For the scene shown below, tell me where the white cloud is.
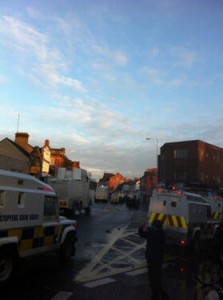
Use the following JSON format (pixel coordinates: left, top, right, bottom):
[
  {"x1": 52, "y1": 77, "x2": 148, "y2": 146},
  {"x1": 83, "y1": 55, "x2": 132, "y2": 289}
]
[
  {"x1": 167, "y1": 78, "x2": 184, "y2": 88},
  {"x1": 141, "y1": 66, "x2": 166, "y2": 85},
  {"x1": 0, "y1": 15, "x2": 86, "y2": 93},
  {"x1": 0, "y1": 16, "x2": 48, "y2": 60},
  {"x1": 93, "y1": 45, "x2": 128, "y2": 66},
  {"x1": 169, "y1": 47, "x2": 197, "y2": 69},
  {"x1": 113, "y1": 51, "x2": 128, "y2": 65},
  {"x1": 60, "y1": 76, "x2": 86, "y2": 92},
  {"x1": 26, "y1": 7, "x2": 45, "y2": 20},
  {"x1": 0, "y1": 74, "x2": 8, "y2": 84},
  {"x1": 149, "y1": 47, "x2": 160, "y2": 57}
]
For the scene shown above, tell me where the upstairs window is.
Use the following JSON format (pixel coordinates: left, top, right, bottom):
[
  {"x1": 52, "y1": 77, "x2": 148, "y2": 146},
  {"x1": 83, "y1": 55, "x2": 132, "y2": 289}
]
[{"x1": 174, "y1": 148, "x2": 189, "y2": 159}]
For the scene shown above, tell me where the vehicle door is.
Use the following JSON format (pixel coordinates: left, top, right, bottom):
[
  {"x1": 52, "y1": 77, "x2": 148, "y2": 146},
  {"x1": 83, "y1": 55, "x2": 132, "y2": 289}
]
[{"x1": 42, "y1": 195, "x2": 61, "y2": 251}]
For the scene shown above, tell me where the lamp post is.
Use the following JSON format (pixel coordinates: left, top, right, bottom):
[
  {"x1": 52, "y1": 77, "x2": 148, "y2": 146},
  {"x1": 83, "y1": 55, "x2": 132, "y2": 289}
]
[{"x1": 146, "y1": 137, "x2": 159, "y2": 168}]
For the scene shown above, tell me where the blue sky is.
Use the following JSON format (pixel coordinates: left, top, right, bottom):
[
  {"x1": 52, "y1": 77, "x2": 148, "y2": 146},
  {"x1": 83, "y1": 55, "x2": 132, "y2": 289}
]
[{"x1": 0, "y1": 0, "x2": 223, "y2": 180}]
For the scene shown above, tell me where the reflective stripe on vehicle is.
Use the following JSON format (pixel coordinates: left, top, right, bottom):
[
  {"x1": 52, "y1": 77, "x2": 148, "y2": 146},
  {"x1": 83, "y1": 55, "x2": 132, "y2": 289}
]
[
  {"x1": 148, "y1": 212, "x2": 187, "y2": 229},
  {"x1": 0, "y1": 224, "x2": 70, "y2": 251}
]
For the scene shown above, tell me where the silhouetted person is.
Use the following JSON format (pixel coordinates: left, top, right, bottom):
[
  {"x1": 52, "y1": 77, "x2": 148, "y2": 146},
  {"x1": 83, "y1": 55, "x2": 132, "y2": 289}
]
[{"x1": 138, "y1": 220, "x2": 169, "y2": 300}]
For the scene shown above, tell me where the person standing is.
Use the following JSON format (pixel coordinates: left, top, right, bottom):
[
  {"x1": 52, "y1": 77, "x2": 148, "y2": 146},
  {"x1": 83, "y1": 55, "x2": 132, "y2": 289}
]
[{"x1": 138, "y1": 219, "x2": 169, "y2": 300}]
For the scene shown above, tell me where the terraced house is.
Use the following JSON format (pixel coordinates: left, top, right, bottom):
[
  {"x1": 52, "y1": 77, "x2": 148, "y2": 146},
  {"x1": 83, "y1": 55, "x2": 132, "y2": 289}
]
[{"x1": 0, "y1": 132, "x2": 78, "y2": 178}]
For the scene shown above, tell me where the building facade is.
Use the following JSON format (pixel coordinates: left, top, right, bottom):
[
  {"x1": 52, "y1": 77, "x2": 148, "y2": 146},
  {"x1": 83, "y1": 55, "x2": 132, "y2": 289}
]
[
  {"x1": 109, "y1": 173, "x2": 126, "y2": 191},
  {"x1": 159, "y1": 140, "x2": 223, "y2": 187},
  {"x1": 0, "y1": 138, "x2": 31, "y2": 173},
  {"x1": 140, "y1": 168, "x2": 157, "y2": 201},
  {"x1": 0, "y1": 132, "x2": 79, "y2": 177}
]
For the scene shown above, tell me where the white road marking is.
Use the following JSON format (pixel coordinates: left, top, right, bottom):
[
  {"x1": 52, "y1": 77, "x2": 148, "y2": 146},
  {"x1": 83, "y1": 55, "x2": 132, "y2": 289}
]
[
  {"x1": 74, "y1": 226, "x2": 127, "y2": 282},
  {"x1": 83, "y1": 277, "x2": 116, "y2": 288},
  {"x1": 126, "y1": 267, "x2": 148, "y2": 276},
  {"x1": 51, "y1": 291, "x2": 73, "y2": 300},
  {"x1": 73, "y1": 225, "x2": 146, "y2": 283},
  {"x1": 74, "y1": 225, "x2": 147, "y2": 283}
]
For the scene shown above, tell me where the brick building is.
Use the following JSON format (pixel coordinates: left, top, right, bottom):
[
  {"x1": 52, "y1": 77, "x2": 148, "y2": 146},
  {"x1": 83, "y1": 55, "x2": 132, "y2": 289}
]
[
  {"x1": 140, "y1": 168, "x2": 157, "y2": 200},
  {"x1": 159, "y1": 140, "x2": 223, "y2": 187},
  {"x1": 99, "y1": 172, "x2": 126, "y2": 192},
  {"x1": 109, "y1": 173, "x2": 126, "y2": 191}
]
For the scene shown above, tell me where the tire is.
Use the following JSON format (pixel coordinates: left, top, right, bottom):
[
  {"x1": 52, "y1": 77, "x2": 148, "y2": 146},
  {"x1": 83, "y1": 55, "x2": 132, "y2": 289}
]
[
  {"x1": 136, "y1": 199, "x2": 139, "y2": 209},
  {"x1": 72, "y1": 203, "x2": 77, "y2": 217},
  {"x1": 0, "y1": 251, "x2": 15, "y2": 285},
  {"x1": 193, "y1": 284, "x2": 223, "y2": 300},
  {"x1": 191, "y1": 232, "x2": 201, "y2": 255},
  {"x1": 195, "y1": 255, "x2": 221, "y2": 285},
  {"x1": 72, "y1": 202, "x2": 82, "y2": 217},
  {"x1": 85, "y1": 205, "x2": 91, "y2": 216},
  {"x1": 60, "y1": 232, "x2": 76, "y2": 262}
]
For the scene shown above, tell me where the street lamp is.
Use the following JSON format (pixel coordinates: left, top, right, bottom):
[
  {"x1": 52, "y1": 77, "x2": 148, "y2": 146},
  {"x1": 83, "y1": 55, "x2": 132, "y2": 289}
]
[
  {"x1": 146, "y1": 137, "x2": 159, "y2": 168},
  {"x1": 146, "y1": 137, "x2": 159, "y2": 156}
]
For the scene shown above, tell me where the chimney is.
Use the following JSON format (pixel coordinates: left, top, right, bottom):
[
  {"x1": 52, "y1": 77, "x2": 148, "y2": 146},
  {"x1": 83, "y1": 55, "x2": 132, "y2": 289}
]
[
  {"x1": 15, "y1": 132, "x2": 29, "y2": 148},
  {"x1": 44, "y1": 139, "x2": 50, "y2": 147},
  {"x1": 72, "y1": 161, "x2": 80, "y2": 168}
]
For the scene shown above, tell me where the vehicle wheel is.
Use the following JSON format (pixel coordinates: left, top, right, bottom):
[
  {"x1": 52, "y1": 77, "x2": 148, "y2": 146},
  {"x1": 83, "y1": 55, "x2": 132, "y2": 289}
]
[
  {"x1": 193, "y1": 285, "x2": 222, "y2": 300},
  {"x1": 72, "y1": 202, "x2": 82, "y2": 217},
  {"x1": 0, "y1": 251, "x2": 15, "y2": 284},
  {"x1": 60, "y1": 232, "x2": 76, "y2": 262},
  {"x1": 195, "y1": 254, "x2": 221, "y2": 285},
  {"x1": 192, "y1": 232, "x2": 201, "y2": 255},
  {"x1": 72, "y1": 203, "x2": 76, "y2": 217},
  {"x1": 85, "y1": 205, "x2": 91, "y2": 216}
]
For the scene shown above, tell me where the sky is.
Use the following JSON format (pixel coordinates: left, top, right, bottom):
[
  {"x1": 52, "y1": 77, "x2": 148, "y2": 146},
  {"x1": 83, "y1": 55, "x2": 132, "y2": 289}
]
[{"x1": 0, "y1": 0, "x2": 223, "y2": 181}]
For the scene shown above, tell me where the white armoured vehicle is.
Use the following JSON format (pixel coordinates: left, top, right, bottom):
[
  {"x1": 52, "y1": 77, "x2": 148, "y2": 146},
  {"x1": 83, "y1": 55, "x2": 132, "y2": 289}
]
[
  {"x1": 0, "y1": 169, "x2": 77, "y2": 284},
  {"x1": 148, "y1": 187, "x2": 220, "y2": 250},
  {"x1": 48, "y1": 168, "x2": 94, "y2": 216}
]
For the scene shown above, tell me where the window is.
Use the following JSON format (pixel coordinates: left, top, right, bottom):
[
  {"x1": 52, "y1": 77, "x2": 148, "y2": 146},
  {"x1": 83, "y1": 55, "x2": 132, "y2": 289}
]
[
  {"x1": 171, "y1": 201, "x2": 176, "y2": 207},
  {"x1": 174, "y1": 171, "x2": 188, "y2": 180},
  {"x1": 90, "y1": 180, "x2": 97, "y2": 190},
  {"x1": 187, "y1": 195, "x2": 207, "y2": 203},
  {"x1": 0, "y1": 191, "x2": 5, "y2": 208},
  {"x1": 200, "y1": 172, "x2": 204, "y2": 181},
  {"x1": 18, "y1": 192, "x2": 25, "y2": 208},
  {"x1": 44, "y1": 197, "x2": 58, "y2": 217},
  {"x1": 207, "y1": 206, "x2": 212, "y2": 219},
  {"x1": 174, "y1": 148, "x2": 189, "y2": 159}
]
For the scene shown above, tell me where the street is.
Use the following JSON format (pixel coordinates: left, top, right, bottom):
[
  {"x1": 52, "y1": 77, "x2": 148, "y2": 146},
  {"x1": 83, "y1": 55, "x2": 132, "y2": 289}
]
[{"x1": 1, "y1": 202, "x2": 198, "y2": 300}]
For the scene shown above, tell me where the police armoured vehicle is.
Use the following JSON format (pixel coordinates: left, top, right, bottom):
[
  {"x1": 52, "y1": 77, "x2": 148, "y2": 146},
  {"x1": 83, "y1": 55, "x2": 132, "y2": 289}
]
[
  {"x1": 0, "y1": 169, "x2": 77, "y2": 284},
  {"x1": 148, "y1": 186, "x2": 220, "y2": 250}
]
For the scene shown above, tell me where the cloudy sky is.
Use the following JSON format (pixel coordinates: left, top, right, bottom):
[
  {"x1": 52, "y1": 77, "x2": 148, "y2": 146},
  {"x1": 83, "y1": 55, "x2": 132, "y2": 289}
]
[{"x1": 0, "y1": 0, "x2": 222, "y2": 180}]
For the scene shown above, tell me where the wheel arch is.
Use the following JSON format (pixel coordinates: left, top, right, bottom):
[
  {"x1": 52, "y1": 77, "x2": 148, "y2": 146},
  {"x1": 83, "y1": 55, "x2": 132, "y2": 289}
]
[
  {"x1": 0, "y1": 239, "x2": 19, "y2": 258},
  {"x1": 60, "y1": 227, "x2": 76, "y2": 245}
]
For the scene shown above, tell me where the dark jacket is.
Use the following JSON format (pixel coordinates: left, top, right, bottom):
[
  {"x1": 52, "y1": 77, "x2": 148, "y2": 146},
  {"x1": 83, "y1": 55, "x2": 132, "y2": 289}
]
[{"x1": 138, "y1": 221, "x2": 165, "y2": 264}]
